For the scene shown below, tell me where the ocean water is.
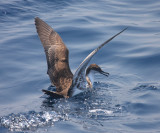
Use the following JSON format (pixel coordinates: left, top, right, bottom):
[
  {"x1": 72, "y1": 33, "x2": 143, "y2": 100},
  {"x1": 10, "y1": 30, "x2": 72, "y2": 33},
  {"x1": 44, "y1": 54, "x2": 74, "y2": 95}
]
[{"x1": 0, "y1": 0, "x2": 160, "y2": 132}]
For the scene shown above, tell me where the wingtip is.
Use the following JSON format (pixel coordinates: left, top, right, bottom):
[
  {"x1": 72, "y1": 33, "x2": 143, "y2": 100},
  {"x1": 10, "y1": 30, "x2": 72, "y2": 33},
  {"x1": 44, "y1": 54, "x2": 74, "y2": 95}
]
[
  {"x1": 123, "y1": 26, "x2": 129, "y2": 32},
  {"x1": 119, "y1": 27, "x2": 128, "y2": 34},
  {"x1": 35, "y1": 17, "x2": 40, "y2": 20},
  {"x1": 34, "y1": 17, "x2": 41, "y2": 25},
  {"x1": 34, "y1": 17, "x2": 45, "y2": 26},
  {"x1": 34, "y1": 17, "x2": 38, "y2": 26}
]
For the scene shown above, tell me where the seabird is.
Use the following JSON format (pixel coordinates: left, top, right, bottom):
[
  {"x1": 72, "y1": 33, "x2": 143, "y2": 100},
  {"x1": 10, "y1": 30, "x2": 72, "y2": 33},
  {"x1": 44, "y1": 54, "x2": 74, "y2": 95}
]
[{"x1": 35, "y1": 17, "x2": 127, "y2": 98}]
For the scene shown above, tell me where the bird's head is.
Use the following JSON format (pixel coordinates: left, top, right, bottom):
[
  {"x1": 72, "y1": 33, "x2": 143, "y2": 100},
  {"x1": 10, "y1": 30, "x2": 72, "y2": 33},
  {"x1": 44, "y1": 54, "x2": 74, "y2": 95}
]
[
  {"x1": 86, "y1": 64, "x2": 109, "y2": 76},
  {"x1": 86, "y1": 64, "x2": 109, "y2": 88}
]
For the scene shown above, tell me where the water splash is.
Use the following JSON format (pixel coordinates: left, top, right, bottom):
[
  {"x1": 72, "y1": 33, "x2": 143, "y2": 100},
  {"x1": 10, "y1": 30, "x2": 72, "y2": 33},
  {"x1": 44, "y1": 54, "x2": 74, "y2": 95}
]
[
  {"x1": 0, "y1": 81, "x2": 126, "y2": 132},
  {"x1": 89, "y1": 109, "x2": 113, "y2": 115},
  {"x1": 0, "y1": 110, "x2": 67, "y2": 132}
]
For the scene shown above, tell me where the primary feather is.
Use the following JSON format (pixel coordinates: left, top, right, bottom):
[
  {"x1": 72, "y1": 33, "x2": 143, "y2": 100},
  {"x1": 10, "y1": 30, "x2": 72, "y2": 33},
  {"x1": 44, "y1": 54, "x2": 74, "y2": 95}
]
[{"x1": 35, "y1": 17, "x2": 73, "y2": 96}]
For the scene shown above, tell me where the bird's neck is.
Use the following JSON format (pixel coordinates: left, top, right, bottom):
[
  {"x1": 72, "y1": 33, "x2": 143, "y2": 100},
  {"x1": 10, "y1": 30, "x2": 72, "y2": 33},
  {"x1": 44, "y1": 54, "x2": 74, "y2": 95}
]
[{"x1": 86, "y1": 71, "x2": 95, "y2": 88}]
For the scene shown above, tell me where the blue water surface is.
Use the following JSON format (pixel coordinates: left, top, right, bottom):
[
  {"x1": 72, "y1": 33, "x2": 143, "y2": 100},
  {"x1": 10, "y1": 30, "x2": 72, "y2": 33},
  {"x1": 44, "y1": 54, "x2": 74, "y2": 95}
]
[{"x1": 0, "y1": 0, "x2": 160, "y2": 132}]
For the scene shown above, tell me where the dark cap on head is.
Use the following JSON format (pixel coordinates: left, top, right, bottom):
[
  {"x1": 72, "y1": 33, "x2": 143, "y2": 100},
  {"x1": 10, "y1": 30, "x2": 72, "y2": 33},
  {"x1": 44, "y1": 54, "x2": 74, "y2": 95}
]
[{"x1": 86, "y1": 64, "x2": 109, "y2": 76}]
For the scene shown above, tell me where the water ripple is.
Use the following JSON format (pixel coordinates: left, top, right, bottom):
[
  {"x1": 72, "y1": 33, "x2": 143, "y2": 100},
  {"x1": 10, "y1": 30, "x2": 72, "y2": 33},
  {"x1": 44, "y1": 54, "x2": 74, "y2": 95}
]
[{"x1": 1, "y1": 0, "x2": 160, "y2": 132}]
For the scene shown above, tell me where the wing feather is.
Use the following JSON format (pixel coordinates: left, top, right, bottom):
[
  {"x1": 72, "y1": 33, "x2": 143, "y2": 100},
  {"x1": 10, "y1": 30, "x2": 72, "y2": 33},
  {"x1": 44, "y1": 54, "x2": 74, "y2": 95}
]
[
  {"x1": 35, "y1": 17, "x2": 73, "y2": 93},
  {"x1": 72, "y1": 27, "x2": 128, "y2": 90}
]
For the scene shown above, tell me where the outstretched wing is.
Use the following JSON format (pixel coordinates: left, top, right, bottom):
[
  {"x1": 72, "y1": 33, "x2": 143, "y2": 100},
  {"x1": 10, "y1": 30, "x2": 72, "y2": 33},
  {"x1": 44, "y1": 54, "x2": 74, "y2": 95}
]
[
  {"x1": 72, "y1": 28, "x2": 128, "y2": 90},
  {"x1": 35, "y1": 17, "x2": 73, "y2": 93}
]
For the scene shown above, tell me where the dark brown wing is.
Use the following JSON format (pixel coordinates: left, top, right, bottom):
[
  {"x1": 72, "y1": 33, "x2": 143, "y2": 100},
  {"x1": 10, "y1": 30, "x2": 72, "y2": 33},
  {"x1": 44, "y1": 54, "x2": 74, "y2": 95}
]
[{"x1": 35, "y1": 17, "x2": 73, "y2": 94}]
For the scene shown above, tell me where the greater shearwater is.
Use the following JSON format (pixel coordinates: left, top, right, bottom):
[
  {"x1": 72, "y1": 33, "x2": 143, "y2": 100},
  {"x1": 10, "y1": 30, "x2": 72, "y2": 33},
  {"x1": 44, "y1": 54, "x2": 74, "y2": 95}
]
[{"x1": 35, "y1": 17, "x2": 127, "y2": 98}]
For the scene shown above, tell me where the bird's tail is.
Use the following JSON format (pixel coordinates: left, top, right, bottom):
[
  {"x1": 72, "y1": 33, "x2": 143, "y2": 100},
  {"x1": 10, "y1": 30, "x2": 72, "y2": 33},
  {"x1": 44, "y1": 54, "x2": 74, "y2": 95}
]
[{"x1": 42, "y1": 89, "x2": 64, "y2": 99}]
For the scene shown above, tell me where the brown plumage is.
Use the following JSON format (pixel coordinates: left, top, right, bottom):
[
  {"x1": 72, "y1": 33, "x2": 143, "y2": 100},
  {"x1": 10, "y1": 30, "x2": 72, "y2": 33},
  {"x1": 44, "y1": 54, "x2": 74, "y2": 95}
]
[
  {"x1": 35, "y1": 17, "x2": 127, "y2": 98},
  {"x1": 35, "y1": 17, "x2": 73, "y2": 98}
]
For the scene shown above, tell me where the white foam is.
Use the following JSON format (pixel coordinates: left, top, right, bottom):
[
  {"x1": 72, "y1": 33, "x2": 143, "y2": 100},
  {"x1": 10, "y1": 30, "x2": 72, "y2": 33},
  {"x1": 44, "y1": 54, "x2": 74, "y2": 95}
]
[
  {"x1": 89, "y1": 109, "x2": 113, "y2": 115},
  {"x1": 0, "y1": 111, "x2": 62, "y2": 132}
]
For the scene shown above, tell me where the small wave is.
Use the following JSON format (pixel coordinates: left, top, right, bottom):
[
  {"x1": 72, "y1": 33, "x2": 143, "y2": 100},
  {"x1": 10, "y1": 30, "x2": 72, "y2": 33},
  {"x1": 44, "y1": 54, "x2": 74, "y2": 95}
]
[
  {"x1": 125, "y1": 102, "x2": 160, "y2": 115},
  {"x1": 132, "y1": 83, "x2": 160, "y2": 92}
]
